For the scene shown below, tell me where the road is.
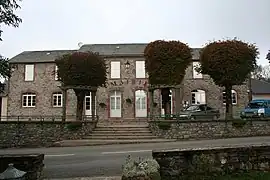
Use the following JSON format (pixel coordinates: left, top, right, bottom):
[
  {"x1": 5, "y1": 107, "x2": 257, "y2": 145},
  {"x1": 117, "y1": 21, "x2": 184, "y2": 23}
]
[{"x1": 1, "y1": 136, "x2": 270, "y2": 178}]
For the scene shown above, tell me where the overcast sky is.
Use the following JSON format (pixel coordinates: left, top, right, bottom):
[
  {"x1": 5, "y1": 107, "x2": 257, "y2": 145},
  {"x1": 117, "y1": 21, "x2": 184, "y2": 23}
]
[{"x1": 0, "y1": 0, "x2": 269, "y2": 65}]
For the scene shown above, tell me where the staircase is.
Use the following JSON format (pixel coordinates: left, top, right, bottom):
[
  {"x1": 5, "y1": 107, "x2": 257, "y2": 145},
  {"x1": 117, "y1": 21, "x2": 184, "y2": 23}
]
[{"x1": 54, "y1": 119, "x2": 176, "y2": 147}]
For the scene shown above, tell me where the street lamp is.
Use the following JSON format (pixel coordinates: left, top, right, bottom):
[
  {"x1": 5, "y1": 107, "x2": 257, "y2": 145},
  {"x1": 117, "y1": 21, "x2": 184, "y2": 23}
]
[{"x1": 125, "y1": 61, "x2": 130, "y2": 69}]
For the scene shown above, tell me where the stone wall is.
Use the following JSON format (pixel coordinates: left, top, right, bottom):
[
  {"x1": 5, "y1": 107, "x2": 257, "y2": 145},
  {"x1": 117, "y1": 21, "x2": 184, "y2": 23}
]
[
  {"x1": 152, "y1": 144, "x2": 270, "y2": 180},
  {"x1": 0, "y1": 154, "x2": 44, "y2": 180},
  {"x1": 149, "y1": 119, "x2": 270, "y2": 140},
  {"x1": 0, "y1": 121, "x2": 97, "y2": 148}
]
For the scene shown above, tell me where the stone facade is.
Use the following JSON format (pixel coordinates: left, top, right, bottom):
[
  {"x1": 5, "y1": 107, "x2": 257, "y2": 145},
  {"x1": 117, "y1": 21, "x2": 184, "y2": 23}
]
[
  {"x1": 7, "y1": 44, "x2": 250, "y2": 120},
  {"x1": 149, "y1": 119, "x2": 270, "y2": 140},
  {"x1": 152, "y1": 144, "x2": 270, "y2": 180},
  {"x1": 0, "y1": 121, "x2": 96, "y2": 148}
]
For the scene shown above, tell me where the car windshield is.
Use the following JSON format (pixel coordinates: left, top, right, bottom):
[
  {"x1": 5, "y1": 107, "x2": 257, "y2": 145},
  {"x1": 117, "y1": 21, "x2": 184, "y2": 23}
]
[
  {"x1": 247, "y1": 102, "x2": 266, "y2": 109},
  {"x1": 185, "y1": 105, "x2": 199, "y2": 111}
]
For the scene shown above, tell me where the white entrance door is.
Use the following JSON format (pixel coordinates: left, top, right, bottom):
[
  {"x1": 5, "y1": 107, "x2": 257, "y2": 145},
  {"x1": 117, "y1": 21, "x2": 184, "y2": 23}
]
[
  {"x1": 161, "y1": 90, "x2": 173, "y2": 116},
  {"x1": 110, "y1": 91, "x2": 121, "y2": 117},
  {"x1": 85, "y1": 92, "x2": 96, "y2": 116},
  {"x1": 135, "y1": 90, "x2": 147, "y2": 117}
]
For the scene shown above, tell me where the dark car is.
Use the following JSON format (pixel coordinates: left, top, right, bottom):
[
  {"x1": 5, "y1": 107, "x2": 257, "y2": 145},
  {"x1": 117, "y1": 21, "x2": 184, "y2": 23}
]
[{"x1": 178, "y1": 104, "x2": 220, "y2": 120}]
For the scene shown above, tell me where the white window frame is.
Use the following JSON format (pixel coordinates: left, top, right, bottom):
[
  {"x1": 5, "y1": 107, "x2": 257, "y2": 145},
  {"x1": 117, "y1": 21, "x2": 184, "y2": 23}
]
[
  {"x1": 22, "y1": 93, "x2": 36, "y2": 107},
  {"x1": 52, "y1": 92, "x2": 62, "y2": 107},
  {"x1": 55, "y1": 65, "x2": 59, "y2": 80},
  {"x1": 191, "y1": 90, "x2": 206, "y2": 104},
  {"x1": 223, "y1": 90, "x2": 237, "y2": 105},
  {"x1": 25, "y1": 64, "x2": 34, "y2": 81},
  {"x1": 136, "y1": 61, "x2": 146, "y2": 78},
  {"x1": 192, "y1": 62, "x2": 203, "y2": 79},
  {"x1": 110, "y1": 61, "x2": 120, "y2": 79}
]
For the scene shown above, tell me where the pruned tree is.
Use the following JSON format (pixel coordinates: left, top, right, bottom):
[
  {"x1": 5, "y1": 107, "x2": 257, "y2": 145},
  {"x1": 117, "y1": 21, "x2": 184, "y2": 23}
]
[
  {"x1": 55, "y1": 52, "x2": 107, "y2": 121},
  {"x1": 144, "y1": 40, "x2": 192, "y2": 118},
  {"x1": 0, "y1": 0, "x2": 22, "y2": 85},
  {"x1": 198, "y1": 39, "x2": 259, "y2": 120}
]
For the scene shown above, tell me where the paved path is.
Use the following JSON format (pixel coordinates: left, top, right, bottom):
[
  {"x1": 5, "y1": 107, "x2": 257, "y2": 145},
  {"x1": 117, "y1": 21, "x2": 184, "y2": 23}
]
[{"x1": 1, "y1": 136, "x2": 270, "y2": 178}]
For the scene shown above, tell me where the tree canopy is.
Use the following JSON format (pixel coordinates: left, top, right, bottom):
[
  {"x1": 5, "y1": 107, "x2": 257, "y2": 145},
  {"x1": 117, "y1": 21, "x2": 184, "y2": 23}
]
[
  {"x1": 55, "y1": 51, "x2": 107, "y2": 87},
  {"x1": 55, "y1": 51, "x2": 107, "y2": 121},
  {"x1": 144, "y1": 40, "x2": 192, "y2": 118},
  {"x1": 199, "y1": 39, "x2": 259, "y2": 119},
  {"x1": 0, "y1": 0, "x2": 22, "y2": 41},
  {"x1": 267, "y1": 50, "x2": 270, "y2": 61},
  {"x1": 144, "y1": 40, "x2": 192, "y2": 86},
  {"x1": 0, "y1": 0, "x2": 22, "y2": 87},
  {"x1": 252, "y1": 64, "x2": 270, "y2": 82}
]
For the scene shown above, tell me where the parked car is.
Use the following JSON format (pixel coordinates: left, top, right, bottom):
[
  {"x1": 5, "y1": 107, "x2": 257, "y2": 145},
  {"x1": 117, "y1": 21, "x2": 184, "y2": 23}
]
[
  {"x1": 240, "y1": 99, "x2": 270, "y2": 119},
  {"x1": 178, "y1": 104, "x2": 220, "y2": 120}
]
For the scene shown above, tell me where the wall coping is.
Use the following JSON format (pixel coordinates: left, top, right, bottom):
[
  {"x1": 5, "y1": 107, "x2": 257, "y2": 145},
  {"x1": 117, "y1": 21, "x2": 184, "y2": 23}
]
[
  {"x1": 0, "y1": 121, "x2": 98, "y2": 124},
  {"x1": 152, "y1": 143, "x2": 270, "y2": 153},
  {"x1": 0, "y1": 154, "x2": 44, "y2": 158},
  {"x1": 148, "y1": 119, "x2": 270, "y2": 123}
]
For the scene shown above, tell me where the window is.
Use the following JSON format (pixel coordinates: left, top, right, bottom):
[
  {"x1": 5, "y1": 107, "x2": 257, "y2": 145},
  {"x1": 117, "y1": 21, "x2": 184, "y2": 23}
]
[
  {"x1": 223, "y1": 90, "x2": 237, "y2": 105},
  {"x1": 52, "y1": 92, "x2": 62, "y2": 107},
  {"x1": 192, "y1": 62, "x2": 202, "y2": 78},
  {"x1": 191, "y1": 90, "x2": 206, "y2": 104},
  {"x1": 25, "y1": 64, "x2": 34, "y2": 81},
  {"x1": 110, "y1": 61, "x2": 120, "y2": 78},
  {"x1": 55, "y1": 65, "x2": 59, "y2": 80},
  {"x1": 22, "y1": 93, "x2": 36, "y2": 107},
  {"x1": 136, "y1": 61, "x2": 145, "y2": 78}
]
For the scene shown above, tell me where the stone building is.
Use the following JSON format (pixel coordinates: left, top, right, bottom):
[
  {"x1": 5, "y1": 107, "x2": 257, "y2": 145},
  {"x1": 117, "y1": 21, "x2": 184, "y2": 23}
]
[{"x1": 7, "y1": 43, "x2": 250, "y2": 120}]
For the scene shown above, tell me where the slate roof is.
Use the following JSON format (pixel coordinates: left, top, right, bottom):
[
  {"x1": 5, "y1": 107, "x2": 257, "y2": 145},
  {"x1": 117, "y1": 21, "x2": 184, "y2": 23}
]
[
  {"x1": 251, "y1": 79, "x2": 270, "y2": 94},
  {"x1": 9, "y1": 43, "x2": 202, "y2": 63},
  {"x1": 9, "y1": 50, "x2": 77, "y2": 64}
]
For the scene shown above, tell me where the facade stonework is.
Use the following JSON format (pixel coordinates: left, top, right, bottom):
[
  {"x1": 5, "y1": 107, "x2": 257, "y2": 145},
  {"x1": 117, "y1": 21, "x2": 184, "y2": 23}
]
[{"x1": 7, "y1": 44, "x2": 250, "y2": 120}]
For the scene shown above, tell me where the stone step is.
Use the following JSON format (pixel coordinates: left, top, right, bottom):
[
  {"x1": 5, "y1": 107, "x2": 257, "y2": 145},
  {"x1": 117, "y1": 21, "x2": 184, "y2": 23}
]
[
  {"x1": 95, "y1": 127, "x2": 150, "y2": 131},
  {"x1": 92, "y1": 130, "x2": 152, "y2": 134},
  {"x1": 54, "y1": 139, "x2": 177, "y2": 147},
  {"x1": 96, "y1": 124, "x2": 149, "y2": 128},
  {"x1": 84, "y1": 135, "x2": 158, "y2": 140},
  {"x1": 91, "y1": 132, "x2": 152, "y2": 136}
]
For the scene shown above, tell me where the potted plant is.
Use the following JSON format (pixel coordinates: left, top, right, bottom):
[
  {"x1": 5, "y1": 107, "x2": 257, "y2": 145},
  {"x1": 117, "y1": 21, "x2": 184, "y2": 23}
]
[
  {"x1": 99, "y1": 102, "x2": 106, "y2": 108},
  {"x1": 126, "y1": 98, "x2": 132, "y2": 104}
]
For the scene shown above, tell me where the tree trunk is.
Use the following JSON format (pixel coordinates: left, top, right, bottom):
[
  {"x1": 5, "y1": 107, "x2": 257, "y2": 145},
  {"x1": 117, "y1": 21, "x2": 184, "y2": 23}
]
[
  {"x1": 175, "y1": 88, "x2": 181, "y2": 116},
  {"x1": 62, "y1": 89, "x2": 67, "y2": 122},
  {"x1": 161, "y1": 88, "x2": 171, "y2": 120},
  {"x1": 91, "y1": 91, "x2": 96, "y2": 121},
  {"x1": 149, "y1": 90, "x2": 154, "y2": 120},
  {"x1": 225, "y1": 85, "x2": 233, "y2": 120},
  {"x1": 74, "y1": 89, "x2": 86, "y2": 121}
]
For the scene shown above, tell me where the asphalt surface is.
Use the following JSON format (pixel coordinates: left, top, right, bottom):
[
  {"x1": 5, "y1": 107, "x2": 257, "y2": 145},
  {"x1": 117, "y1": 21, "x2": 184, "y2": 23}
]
[{"x1": 1, "y1": 136, "x2": 270, "y2": 178}]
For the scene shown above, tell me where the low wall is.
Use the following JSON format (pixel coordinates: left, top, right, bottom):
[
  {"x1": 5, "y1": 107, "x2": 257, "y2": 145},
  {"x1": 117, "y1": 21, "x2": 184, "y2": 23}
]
[
  {"x1": 152, "y1": 144, "x2": 270, "y2": 180},
  {"x1": 0, "y1": 121, "x2": 97, "y2": 148},
  {"x1": 149, "y1": 119, "x2": 270, "y2": 140},
  {"x1": 0, "y1": 154, "x2": 44, "y2": 180}
]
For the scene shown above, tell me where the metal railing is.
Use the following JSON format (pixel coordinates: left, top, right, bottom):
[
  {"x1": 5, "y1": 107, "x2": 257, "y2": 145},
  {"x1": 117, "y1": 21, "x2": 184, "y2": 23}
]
[{"x1": 0, "y1": 115, "x2": 99, "y2": 122}]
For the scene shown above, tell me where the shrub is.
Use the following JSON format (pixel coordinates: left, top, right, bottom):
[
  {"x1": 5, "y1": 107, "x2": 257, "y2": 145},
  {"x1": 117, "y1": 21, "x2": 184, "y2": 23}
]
[
  {"x1": 122, "y1": 155, "x2": 161, "y2": 180},
  {"x1": 232, "y1": 119, "x2": 247, "y2": 128},
  {"x1": 157, "y1": 121, "x2": 171, "y2": 130},
  {"x1": 65, "y1": 122, "x2": 83, "y2": 131}
]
